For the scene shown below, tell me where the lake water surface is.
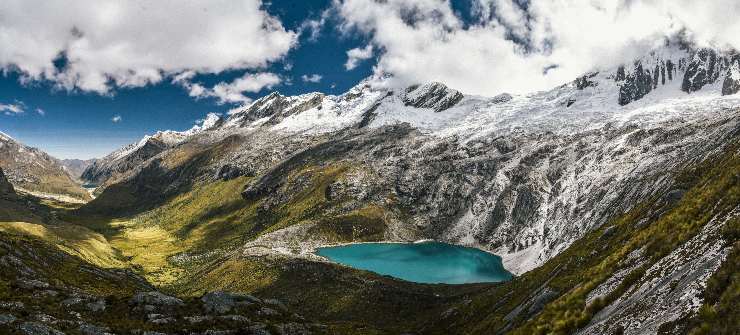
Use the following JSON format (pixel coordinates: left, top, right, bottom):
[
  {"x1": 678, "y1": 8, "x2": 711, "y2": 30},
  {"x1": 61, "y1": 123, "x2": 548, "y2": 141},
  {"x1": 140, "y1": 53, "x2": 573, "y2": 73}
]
[{"x1": 315, "y1": 242, "x2": 512, "y2": 284}]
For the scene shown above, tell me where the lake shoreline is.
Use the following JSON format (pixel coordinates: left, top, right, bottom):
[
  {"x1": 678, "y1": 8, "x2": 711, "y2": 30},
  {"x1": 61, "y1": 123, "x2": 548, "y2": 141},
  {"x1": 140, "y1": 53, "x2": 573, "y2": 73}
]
[{"x1": 314, "y1": 241, "x2": 513, "y2": 285}]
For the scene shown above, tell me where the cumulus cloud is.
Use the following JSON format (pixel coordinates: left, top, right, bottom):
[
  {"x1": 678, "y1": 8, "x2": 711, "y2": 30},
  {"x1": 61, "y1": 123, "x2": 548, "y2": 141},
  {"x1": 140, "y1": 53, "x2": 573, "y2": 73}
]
[
  {"x1": 36, "y1": 108, "x2": 45, "y2": 116},
  {"x1": 111, "y1": 115, "x2": 122, "y2": 123},
  {"x1": 0, "y1": 102, "x2": 25, "y2": 116},
  {"x1": 301, "y1": 74, "x2": 323, "y2": 83},
  {"x1": 0, "y1": 0, "x2": 296, "y2": 94},
  {"x1": 344, "y1": 45, "x2": 374, "y2": 70},
  {"x1": 334, "y1": 0, "x2": 740, "y2": 96},
  {"x1": 174, "y1": 72, "x2": 281, "y2": 104}
]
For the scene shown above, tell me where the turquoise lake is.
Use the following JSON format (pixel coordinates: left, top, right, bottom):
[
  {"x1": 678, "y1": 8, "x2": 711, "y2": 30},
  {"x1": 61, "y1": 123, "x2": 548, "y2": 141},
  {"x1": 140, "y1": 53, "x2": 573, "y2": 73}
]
[{"x1": 315, "y1": 242, "x2": 513, "y2": 284}]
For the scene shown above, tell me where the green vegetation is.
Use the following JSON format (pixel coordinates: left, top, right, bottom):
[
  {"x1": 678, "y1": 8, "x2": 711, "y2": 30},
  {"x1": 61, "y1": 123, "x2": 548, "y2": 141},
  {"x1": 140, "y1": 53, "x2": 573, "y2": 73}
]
[
  {"x1": 415, "y1": 144, "x2": 740, "y2": 335},
  {"x1": 684, "y1": 217, "x2": 739, "y2": 335},
  {"x1": 0, "y1": 221, "x2": 127, "y2": 268},
  {"x1": 4, "y1": 134, "x2": 736, "y2": 334},
  {"x1": 509, "y1": 144, "x2": 739, "y2": 335},
  {"x1": 0, "y1": 232, "x2": 145, "y2": 299}
]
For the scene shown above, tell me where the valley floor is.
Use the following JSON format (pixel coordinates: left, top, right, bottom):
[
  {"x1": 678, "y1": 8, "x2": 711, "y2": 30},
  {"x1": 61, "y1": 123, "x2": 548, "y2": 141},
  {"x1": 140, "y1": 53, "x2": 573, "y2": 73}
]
[{"x1": 1, "y1": 142, "x2": 739, "y2": 335}]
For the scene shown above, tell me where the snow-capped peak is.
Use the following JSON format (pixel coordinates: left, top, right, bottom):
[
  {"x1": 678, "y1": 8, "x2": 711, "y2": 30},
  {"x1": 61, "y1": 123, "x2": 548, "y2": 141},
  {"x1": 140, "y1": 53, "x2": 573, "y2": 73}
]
[{"x1": 0, "y1": 130, "x2": 14, "y2": 142}]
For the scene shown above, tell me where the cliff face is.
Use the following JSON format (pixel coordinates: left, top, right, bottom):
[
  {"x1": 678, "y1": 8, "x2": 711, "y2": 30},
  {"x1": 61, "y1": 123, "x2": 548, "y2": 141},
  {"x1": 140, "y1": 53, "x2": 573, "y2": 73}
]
[
  {"x1": 0, "y1": 167, "x2": 16, "y2": 199},
  {"x1": 616, "y1": 46, "x2": 740, "y2": 106}
]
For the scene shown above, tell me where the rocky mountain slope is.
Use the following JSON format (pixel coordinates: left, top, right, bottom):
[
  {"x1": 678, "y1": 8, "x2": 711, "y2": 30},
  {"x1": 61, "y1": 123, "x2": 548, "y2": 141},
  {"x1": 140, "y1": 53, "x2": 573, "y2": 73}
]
[
  {"x1": 0, "y1": 132, "x2": 91, "y2": 202},
  {"x1": 41, "y1": 39, "x2": 740, "y2": 334},
  {"x1": 80, "y1": 114, "x2": 222, "y2": 192},
  {"x1": 60, "y1": 159, "x2": 97, "y2": 182},
  {"x1": 83, "y1": 40, "x2": 740, "y2": 273},
  {"x1": 0, "y1": 221, "x2": 326, "y2": 334}
]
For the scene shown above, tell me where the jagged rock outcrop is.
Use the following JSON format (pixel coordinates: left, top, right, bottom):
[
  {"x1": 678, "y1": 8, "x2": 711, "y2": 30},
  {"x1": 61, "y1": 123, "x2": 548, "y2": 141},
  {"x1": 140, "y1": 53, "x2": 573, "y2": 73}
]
[
  {"x1": 0, "y1": 168, "x2": 16, "y2": 199},
  {"x1": 228, "y1": 92, "x2": 325, "y2": 127},
  {"x1": 615, "y1": 43, "x2": 740, "y2": 105},
  {"x1": 575, "y1": 72, "x2": 599, "y2": 90},
  {"x1": 403, "y1": 82, "x2": 464, "y2": 112},
  {"x1": 722, "y1": 56, "x2": 740, "y2": 96},
  {"x1": 618, "y1": 63, "x2": 656, "y2": 105},
  {"x1": 682, "y1": 48, "x2": 725, "y2": 93}
]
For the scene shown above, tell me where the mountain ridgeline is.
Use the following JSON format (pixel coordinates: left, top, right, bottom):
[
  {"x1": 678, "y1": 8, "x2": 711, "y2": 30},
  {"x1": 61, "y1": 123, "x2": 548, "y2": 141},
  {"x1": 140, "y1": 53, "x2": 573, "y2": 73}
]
[
  {"x1": 0, "y1": 39, "x2": 737, "y2": 334},
  {"x1": 0, "y1": 132, "x2": 91, "y2": 202}
]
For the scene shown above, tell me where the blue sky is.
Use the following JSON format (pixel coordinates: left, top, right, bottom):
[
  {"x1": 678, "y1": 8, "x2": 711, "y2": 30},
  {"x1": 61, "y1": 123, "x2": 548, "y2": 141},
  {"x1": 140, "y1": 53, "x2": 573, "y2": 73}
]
[
  {"x1": 0, "y1": 0, "x2": 734, "y2": 159},
  {"x1": 0, "y1": 0, "x2": 379, "y2": 159}
]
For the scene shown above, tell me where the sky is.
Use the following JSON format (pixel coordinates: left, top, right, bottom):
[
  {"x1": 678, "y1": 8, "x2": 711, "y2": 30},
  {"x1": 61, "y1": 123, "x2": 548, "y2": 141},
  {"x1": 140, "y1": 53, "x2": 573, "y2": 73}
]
[{"x1": 1, "y1": 0, "x2": 739, "y2": 159}]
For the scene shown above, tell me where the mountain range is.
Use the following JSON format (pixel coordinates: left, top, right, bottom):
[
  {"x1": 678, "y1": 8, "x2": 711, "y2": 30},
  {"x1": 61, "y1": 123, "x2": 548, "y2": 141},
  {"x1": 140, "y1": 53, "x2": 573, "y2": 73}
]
[
  {"x1": 0, "y1": 131, "x2": 91, "y2": 203},
  {"x1": 0, "y1": 39, "x2": 738, "y2": 334}
]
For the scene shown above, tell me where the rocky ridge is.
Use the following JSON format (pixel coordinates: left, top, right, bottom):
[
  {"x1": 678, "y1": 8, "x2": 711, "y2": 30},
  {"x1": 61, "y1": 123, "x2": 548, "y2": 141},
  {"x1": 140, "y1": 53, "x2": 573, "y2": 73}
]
[
  {"x1": 83, "y1": 41, "x2": 740, "y2": 274},
  {"x1": 0, "y1": 132, "x2": 90, "y2": 202},
  {"x1": 81, "y1": 114, "x2": 222, "y2": 190},
  {"x1": 40, "y1": 38, "x2": 740, "y2": 334}
]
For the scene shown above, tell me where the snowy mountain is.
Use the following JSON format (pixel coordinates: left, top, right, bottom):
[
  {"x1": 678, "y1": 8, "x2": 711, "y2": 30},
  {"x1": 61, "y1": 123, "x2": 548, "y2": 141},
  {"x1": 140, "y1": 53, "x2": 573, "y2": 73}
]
[
  {"x1": 89, "y1": 41, "x2": 739, "y2": 269},
  {"x1": 0, "y1": 131, "x2": 90, "y2": 202},
  {"x1": 73, "y1": 41, "x2": 740, "y2": 333},
  {"x1": 80, "y1": 113, "x2": 222, "y2": 189}
]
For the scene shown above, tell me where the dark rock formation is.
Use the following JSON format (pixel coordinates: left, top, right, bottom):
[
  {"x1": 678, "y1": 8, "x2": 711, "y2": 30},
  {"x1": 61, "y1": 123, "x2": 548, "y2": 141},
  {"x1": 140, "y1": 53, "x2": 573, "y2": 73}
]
[
  {"x1": 491, "y1": 93, "x2": 513, "y2": 104},
  {"x1": 0, "y1": 168, "x2": 16, "y2": 199},
  {"x1": 682, "y1": 48, "x2": 722, "y2": 93},
  {"x1": 618, "y1": 63, "x2": 655, "y2": 106},
  {"x1": 215, "y1": 164, "x2": 254, "y2": 181},
  {"x1": 235, "y1": 92, "x2": 324, "y2": 126},
  {"x1": 403, "y1": 82, "x2": 464, "y2": 112},
  {"x1": 722, "y1": 57, "x2": 740, "y2": 96},
  {"x1": 575, "y1": 72, "x2": 599, "y2": 90}
]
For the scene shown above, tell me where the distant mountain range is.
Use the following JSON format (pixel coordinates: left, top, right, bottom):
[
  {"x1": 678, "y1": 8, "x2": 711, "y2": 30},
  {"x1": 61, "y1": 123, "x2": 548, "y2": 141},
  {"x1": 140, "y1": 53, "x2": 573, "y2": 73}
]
[
  {"x1": 60, "y1": 158, "x2": 97, "y2": 182},
  {"x1": 0, "y1": 131, "x2": 91, "y2": 202}
]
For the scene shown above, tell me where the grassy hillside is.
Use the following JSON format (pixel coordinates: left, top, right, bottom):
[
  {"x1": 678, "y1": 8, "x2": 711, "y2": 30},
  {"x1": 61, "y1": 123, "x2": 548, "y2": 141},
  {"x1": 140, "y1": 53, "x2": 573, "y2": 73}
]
[
  {"x1": 47, "y1": 138, "x2": 740, "y2": 334},
  {"x1": 422, "y1": 143, "x2": 740, "y2": 334}
]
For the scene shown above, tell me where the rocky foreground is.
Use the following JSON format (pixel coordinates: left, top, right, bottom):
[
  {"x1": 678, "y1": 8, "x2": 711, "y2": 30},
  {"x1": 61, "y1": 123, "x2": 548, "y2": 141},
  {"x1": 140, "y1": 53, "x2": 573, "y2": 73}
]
[{"x1": 0, "y1": 232, "x2": 325, "y2": 335}]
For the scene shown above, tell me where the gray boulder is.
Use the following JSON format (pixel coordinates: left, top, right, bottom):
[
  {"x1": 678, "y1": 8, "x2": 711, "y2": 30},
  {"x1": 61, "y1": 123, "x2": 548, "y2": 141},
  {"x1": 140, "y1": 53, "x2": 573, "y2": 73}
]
[
  {"x1": 86, "y1": 300, "x2": 106, "y2": 312},
  {"x1": 17, "y1": 279, "x2": 50, "y2": 290},
  {"x1": 0, "y1": 313, "x2": 17, "y2": 325},
  {"x1": 18, "y1": 322, "x2": 65, "y2": 335},
  {"x1": 79, "y1": 324, "x2": 114, "y2": 335},
  {"x1": 201, "y1": 291, "x2": 259, "y2": 314},
  {"x1": 275, "y1": 323, "x2": 311, "y2": 335},
  {"x1": 130, "y1": 291, "x2": 183, "y2": 308}
]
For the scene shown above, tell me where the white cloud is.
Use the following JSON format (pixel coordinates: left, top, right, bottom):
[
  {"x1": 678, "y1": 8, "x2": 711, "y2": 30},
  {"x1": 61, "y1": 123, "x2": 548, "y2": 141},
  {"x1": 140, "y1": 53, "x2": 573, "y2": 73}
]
[
  {"x1": 344, "y1": 45, "x2": 374, "y2": 70},
  {"x1": 186, "y1": 112, "x2": 222, "y2": 134},
  {"x1": 0, "y1": 0, "x2": 296, "y2": 94},
  {"x1": 0, "y1": 103, "x2": 25, "y2": 116},
  {"x1": 299, "y1": 9, "x2": 333, "y2": 42},
  {"x1": 111, "y1": 115, "x2": 122, "y2": 123},
  {"x1": 36, "y1": 108, "x2": 45, "y2": 116},
  {"x1": 175, "y1": 72, "x2": 281, "y2": 104},
  {"x1": 301, "y1": 74, "x2": 323, "y2": 83},
  {"x1": 334, "y1": 0, "x2": 740, "y2": 96}
]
